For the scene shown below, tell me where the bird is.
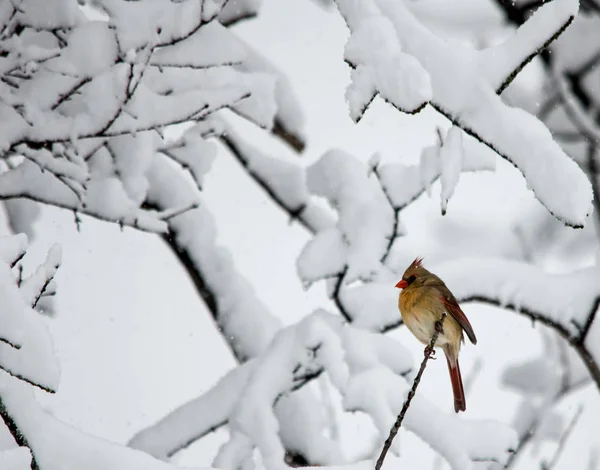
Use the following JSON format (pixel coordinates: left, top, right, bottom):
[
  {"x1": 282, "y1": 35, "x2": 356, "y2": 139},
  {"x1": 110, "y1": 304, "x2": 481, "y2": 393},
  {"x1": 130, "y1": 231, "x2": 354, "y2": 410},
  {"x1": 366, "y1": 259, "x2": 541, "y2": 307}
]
[{"x1": 395, "y1": 257, "x2": 477, "y2": 413}]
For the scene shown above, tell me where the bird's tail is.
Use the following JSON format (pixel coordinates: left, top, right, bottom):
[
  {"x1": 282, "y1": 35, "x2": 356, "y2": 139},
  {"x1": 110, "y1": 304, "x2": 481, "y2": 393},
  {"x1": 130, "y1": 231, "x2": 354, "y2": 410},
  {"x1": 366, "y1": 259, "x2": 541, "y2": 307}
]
[{"x1": 446, "y1": 355, "x2": 466, "y2": 413}]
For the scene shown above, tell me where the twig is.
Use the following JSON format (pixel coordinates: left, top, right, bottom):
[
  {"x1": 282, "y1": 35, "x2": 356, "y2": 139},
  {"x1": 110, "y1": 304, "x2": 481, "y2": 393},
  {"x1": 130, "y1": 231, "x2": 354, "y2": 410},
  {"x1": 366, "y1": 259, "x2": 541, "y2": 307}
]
[
  {"x1": 375, "y1": 313, "x2": 447, "y2": 470},
  {"x1": 0, "y1": 396, "x2": 39, "y2": 470},
  {"x1": 332, "y1": 268, "x2": 351, "y2": 322},
  {"x1": 541, "y1": 405, "x2": 584, "y2": 470}
]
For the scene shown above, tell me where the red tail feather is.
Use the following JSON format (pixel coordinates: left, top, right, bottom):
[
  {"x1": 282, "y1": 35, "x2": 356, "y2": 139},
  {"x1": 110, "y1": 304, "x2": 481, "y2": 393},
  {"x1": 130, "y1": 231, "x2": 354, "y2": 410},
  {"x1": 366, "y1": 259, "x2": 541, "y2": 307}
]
[{"x1": 446, "y1": 355, "x2": 466, "y2": 413}]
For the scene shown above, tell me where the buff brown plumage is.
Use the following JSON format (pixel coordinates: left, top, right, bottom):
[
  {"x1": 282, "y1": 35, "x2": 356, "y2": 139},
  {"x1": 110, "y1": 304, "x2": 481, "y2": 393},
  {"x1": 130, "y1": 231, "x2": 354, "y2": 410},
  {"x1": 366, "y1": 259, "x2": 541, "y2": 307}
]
[{"x1": 395, "y1": 257, "x2": 476, "y2": 412}]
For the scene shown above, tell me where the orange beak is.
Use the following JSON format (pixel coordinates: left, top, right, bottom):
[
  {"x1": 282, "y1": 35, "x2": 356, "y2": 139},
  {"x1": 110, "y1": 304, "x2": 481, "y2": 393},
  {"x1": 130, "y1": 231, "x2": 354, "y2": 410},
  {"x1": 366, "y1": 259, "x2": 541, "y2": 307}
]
[{"x1": 395, "y1": 280, "x2": 408, "y2": 289}]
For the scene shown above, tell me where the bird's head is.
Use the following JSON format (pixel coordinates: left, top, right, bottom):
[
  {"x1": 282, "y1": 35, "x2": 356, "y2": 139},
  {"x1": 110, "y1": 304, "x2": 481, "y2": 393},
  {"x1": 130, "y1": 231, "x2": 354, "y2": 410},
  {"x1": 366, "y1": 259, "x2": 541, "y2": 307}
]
[{"x1": 395, "y1": 256, "x2": 427, "y2": 289}]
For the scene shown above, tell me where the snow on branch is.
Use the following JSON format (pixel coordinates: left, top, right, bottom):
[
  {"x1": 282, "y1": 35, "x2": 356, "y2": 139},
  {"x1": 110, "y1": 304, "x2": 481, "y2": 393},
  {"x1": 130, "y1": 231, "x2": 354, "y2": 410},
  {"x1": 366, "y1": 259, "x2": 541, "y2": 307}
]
[
  {"x1": 361, "y1": 257, "x2": 600, "y2": 391},
  {"x1": 0, "y1": 0, "x2": 283, "y2": 233},
  {"x1": 0, "y1": 373, "x2": 210, "y2": 470},
  {"x1": 333, "y1": 0, "x2": 592, "y2": 228},
  {"x1": 19, "y1": 244, "x2": 61, "y2": 309},
  {"x1": 498, "y1": 330, "x2": 589, "y2": 469},
  {"x1": 143, "y1": 154, "x2": 340, "y2": 465},
  {"x1": 218, "y1": 121, "x2": 334, "y2": 234},
  {"x1": 206, "y1": 310, "x2": 515, "y2": 470},
  {"x1": 129, "y1": 361, "x2": 254, "y2": 459},
  {"x1": 300, "y1": 150, "x2": 394, "y2": 284},
  {"x1": 0, "y1": 236, "x2": 60, "y2": 393}
]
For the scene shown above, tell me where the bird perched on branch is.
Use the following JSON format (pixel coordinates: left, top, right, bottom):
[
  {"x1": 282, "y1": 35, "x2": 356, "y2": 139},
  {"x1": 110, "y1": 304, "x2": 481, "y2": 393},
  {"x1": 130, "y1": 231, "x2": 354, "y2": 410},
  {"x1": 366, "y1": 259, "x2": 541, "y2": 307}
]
[{"x1": 395, "y1": 257, "x2": 477, "y2": 412}]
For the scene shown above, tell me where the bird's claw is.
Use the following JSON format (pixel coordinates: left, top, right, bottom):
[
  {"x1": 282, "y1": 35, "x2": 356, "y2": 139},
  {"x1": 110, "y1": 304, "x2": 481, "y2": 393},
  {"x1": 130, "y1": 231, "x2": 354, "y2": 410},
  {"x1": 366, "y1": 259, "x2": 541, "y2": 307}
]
[{"x1": 424, "y1": 348, "x2": 437, "y2": 360}]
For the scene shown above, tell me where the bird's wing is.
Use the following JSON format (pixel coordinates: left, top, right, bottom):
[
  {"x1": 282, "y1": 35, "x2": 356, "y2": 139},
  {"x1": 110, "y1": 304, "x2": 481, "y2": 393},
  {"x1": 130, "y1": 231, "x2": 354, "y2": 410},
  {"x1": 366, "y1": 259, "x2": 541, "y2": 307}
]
[{"x1": 440, "y1": 291, "x2": 477, "y2": 345}]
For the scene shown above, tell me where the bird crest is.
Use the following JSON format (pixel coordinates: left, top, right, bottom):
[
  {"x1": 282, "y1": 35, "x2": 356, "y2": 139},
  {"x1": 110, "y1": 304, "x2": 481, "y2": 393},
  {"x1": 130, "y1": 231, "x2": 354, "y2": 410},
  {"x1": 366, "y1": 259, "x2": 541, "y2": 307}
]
[{"x1": 409, "y1": 256, "x2": 424, "y2": 269}]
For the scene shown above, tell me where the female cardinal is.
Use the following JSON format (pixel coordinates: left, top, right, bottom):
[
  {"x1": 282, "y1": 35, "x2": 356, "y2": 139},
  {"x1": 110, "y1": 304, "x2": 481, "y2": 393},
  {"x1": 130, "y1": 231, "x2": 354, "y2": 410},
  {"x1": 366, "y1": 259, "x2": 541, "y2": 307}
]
[{"x1": 395, "y1": 257, "x2": 477, "y2": 412}]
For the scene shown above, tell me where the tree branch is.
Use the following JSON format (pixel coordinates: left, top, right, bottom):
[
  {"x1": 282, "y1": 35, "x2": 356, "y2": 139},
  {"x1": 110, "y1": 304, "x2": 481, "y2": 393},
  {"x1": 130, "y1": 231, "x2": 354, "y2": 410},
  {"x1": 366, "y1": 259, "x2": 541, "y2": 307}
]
[
  {"x1": 0, "y1": 397, "x2": 38, "y2": 470},
  {"x1": 540, "y1": 405, "x2": 584, "y2": 470},
  {"x1": 375, "y1": 313, "x2": 447, "y2": 470}
]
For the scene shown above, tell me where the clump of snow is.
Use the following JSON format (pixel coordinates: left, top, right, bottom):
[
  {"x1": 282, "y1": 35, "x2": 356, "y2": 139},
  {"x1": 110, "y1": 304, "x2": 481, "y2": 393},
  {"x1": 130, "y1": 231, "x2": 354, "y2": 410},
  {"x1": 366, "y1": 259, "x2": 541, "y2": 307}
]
[
  {"x1": 0, "y1": 447, "x2": 32, "y2": 470},
  {"x1": 341, "y1": 282, "x2": 400, "y2": 331},
  {"x1": 0, "y1": 239, "x2": 60, "y2": 391},
  {"x1": 439, "y1": 126, "x2": 464, "y2": 215},
  {"x1": 306, "y1": 150, "x2": 394, "y2": 282},
  {"x1": 344, "y1": 15, "x2": 431, "y2": 121},
  {"x1": 297, "y1": 229, "x2": 347, "y2": 283},
  {"x1": 63, "y1": 22, "x2": 118, "y2": 77}
]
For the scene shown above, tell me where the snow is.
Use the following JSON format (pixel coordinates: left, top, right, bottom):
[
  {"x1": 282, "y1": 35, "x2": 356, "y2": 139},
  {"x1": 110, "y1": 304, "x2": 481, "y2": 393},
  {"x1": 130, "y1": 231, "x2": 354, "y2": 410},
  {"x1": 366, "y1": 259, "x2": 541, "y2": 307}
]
[
  {"x1": 297, "y1": 229, "x2": 347, "y2": 283},
  {"x1": 477, "y1": 0, "x2": 579, "y2": 91},
  {"x1": 19, "y1": 244, "x2": 61, "y2": 308},
  {"x1": 0, "y1": 373, "x2": 208, "y2": 470},
  {"x1": 333, "y1": 0, "x2": 592, "y2": 228},
  {"x1": 433, "y1": 257, "x2": 599, "y2": 337},
  {"x1": 0, "y1": 447, "x2": 32, "y2": 470},
  {"x1": 343, "y1": 16, "x2": 431, "y2": 120},
  {"x1": 0, "y1": 234, "x2": 28, "y2": 266},
  {"x1": 376, "y1": 133, "x2": 495, "y2": 211},
  {"x1": 0, "y1": 239, "x2": 60, "y2": 392},
  {"x1": 17, "y1": 0, "x2": 84, "y2": 29},
  {"x1": 151, "y1": 21, "x2": 246, "y2": 69},
  {"x1": 192, "y1": 308, "x2": 517, "y2": 470},
  {"x1": 238, "y1": 43, "x2": 306, "y2": 142},
  {"x1": 219, "y1": 0, "x2": 263, "y2": 25},
  {"x1": 221, "y1": 124, "x2": 308, "y2": 208},
  {"x1": 502, "y1": 358, "x2": 559, "y2": 396},
  {"x1": 63, "y1": 22, "x2": 118, "y2": 77},
  {"x1": 439, "y1": 126, "x2": 464, "y2": 215},
  {"x1": 306, "y1": 150, "x2": 394, "y2": 282},
  {"x1": 162, "y1": 132, "x2": 218, "y2": 191},
  {"x1": 144, "y1": 154, "x2": 336, "y2": 464},
  {"x1": 129, "y1": 361, "x2": 255, "y2": 460},
  {"x1": 343, "y1": 367, "x2": 517, "y2": 470},
  {"x1": 340, "y1": 282, "x2": 400, "y2": 331}
]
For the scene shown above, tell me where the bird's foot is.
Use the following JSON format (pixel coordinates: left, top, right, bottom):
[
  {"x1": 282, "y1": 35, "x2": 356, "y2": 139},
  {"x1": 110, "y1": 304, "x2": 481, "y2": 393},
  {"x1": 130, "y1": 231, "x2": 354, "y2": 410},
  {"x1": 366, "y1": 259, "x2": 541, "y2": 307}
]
[{"x1": 424, "y1": 348, "x2": 437, "y2": 360}]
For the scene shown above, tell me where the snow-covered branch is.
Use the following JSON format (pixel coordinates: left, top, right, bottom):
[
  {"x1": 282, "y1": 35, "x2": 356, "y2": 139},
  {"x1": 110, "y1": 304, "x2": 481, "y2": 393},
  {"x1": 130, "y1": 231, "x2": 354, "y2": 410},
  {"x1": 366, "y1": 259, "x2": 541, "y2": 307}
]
[
  {"x1": 132, "y1": 308, "x2": 516, "y2": 470},
  {"x1": 0, "y1": 372, "x2": 210, "y2": 470},
  {"x1": 333, "y1": 0, "x2": 592, "y2": 228},
  {"x1": 129, "y1": 362, "x2": 254, "y2": 459},
  {"x1": 357, "y1": 257, "x2": 600, "y2": 392},
  {"x1": 0, "y1": 0, "x2": 291, "y2": 233},
  {"x1": 219, "y1": 122, "x2": 334, "y2": 234},
  {"x1": 141, "y1": 154, "x2": 342, "y2": 465},
  {"x1": 214, "y1": 311, "x2": 515, "y2": 470},
  {"x1": 0, "y1": 236, "x2": 60, "y2": 393},
  {"x1": 19, "y1": 245, "x2": 61, "y2": 309}
]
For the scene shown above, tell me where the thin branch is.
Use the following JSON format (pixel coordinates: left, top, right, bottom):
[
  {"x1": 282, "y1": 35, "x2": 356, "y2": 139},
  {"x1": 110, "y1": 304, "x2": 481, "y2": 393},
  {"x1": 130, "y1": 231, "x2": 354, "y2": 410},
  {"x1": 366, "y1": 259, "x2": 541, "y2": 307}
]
[
  {"x1": 219, "y1": 133, "x2": 310, "y2": 231},
  {"x1": 372, "y1": 163, "x2": 400, "y2": 264},
  {"x1": 497, "y1": 16, "x2": 574, "y2": 95},
  {"x1": 375, "y1": 313, "x2": 447, "y2": 470},
  {"x1": 541, "y1": 405, "x2": 584, "y2": 470},
  {"x1": 332, "y1": 268, "x2": 351, "y2": 322},
  {"x1": 271, "y1": 118, "x2": 305, "y2": 153},
  {"x1": 461, "y1": 295, "x2": 600, "y2": 393},
  {"x1": 0, "y1": 396, "x2": 38, "y2": 470}
]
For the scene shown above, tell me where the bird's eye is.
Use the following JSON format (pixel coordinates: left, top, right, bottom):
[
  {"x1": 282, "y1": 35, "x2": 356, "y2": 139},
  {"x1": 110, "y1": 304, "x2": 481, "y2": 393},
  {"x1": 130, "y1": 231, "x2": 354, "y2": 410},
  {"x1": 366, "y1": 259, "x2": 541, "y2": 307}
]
[{"x1": 407, "y1": 275, "x2": 416, "y2": 285}]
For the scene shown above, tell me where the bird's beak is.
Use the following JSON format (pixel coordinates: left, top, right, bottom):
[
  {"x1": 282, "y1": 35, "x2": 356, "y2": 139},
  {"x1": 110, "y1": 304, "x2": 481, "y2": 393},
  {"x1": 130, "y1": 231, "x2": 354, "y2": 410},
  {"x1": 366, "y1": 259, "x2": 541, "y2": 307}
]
[{"x1": 395, "y1": 280, "x2": 408, "y2": 289}]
